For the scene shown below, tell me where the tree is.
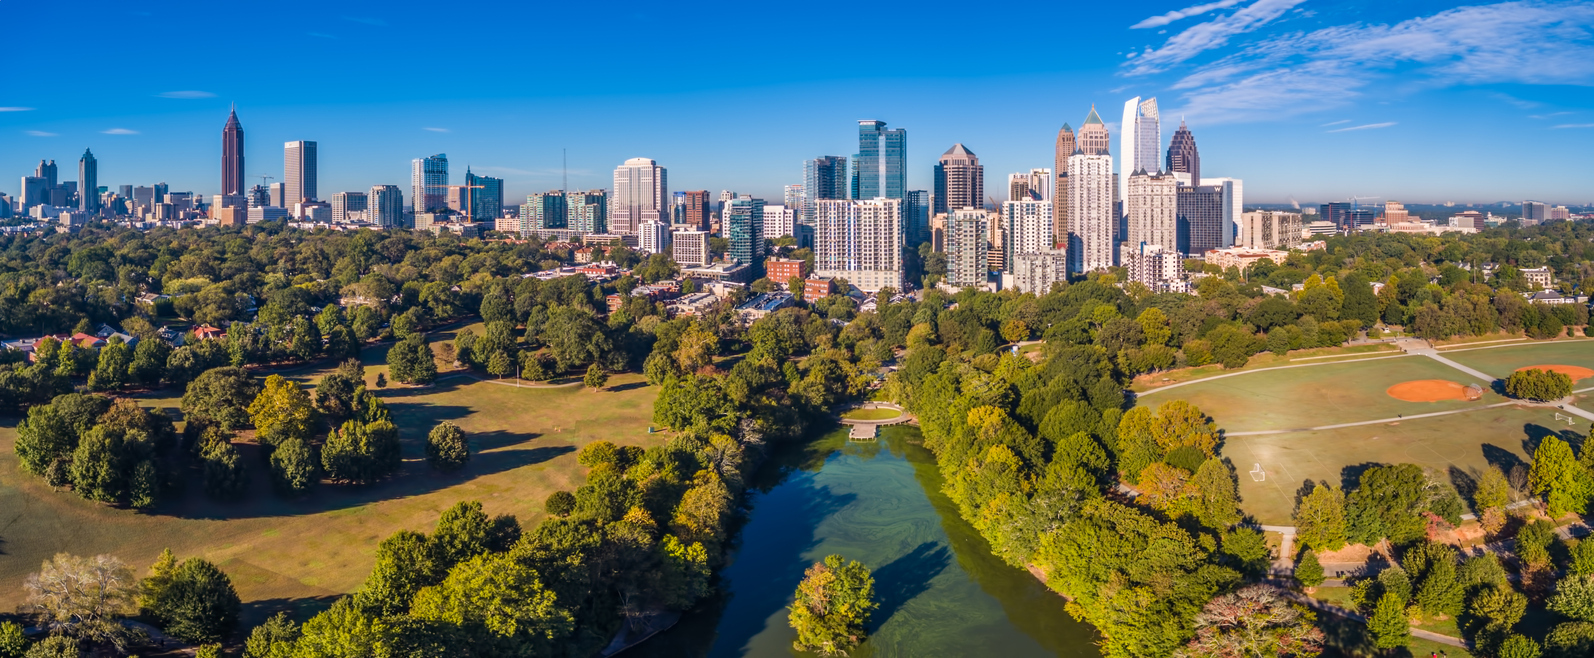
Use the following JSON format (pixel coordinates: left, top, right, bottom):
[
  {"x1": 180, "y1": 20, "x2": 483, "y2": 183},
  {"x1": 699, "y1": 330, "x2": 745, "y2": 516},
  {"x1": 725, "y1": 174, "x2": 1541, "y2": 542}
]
[
  {"x1": 426, "y1": 422, "x2": 470, "y2": 471},
  {"x1": 1368, "y1": 591, "x2": 1409, "y2": 648},
  {"x1": 1345, "y1": 463, "x2": 1429, "y2": 545},
  {"x1": 584, "y1": 364, "x2": 609, "y2": 391},
  {"x1": 247, "y1": 374, "x2": 318, "y2": 446},
  {"x1": 21, "y1": 636, "x2": 78, "y2": 658},
  {"x1": 1294, "y1": 484, "x2": 1348, "y2": 552},
  {"x1": 1176, "y1": 585, "x2": 1324, "y2": 658},
  {"x1": 202, "y1": 440, "x2": 248, "y2": 500},
  {"x1": 147, "y1": 557, "x2": 241, "y2": 644},
  {"x1": 1414, "y1": 545, "x2": 1463, "y2": 618},
  {"x1": 1549, "y1": 574, "x2": 1594, "y2": 622},
  {"x1": 544, "y1": 491, "x2": 576, "y2": 517},
  {"x1": 244, "y1": 611, "x2": 300, "y2": 658},
  {"x1": 1500, "y1": 634, "x2": 1543, "y2": 658},
  {"x1": 270, "y1": 437, "x2": 318, "y2": 495},
  {"x1": 181, "y1": 367, "x2": 259, "y2": 430},
  {"x1": 521, "y1": 352, "x2": 552, "y2": 381},
  {"x1": 788, "y1": 554, "x2": 877, "y2": 657},
  {"x1": 1506, "y1": 368, "x2": 1573, "y2": 401},
  {"x1": 409, "y1": 553, "x2": 575, "y2": 654},
  {"x1": 128, "y1": 337, "x2": 171, "y2": 386},
  {"x1": 321, "y1": 420, "x2": 401, "y2": 484},
  {"x1": 0, "y1": 621, "x2": 26, "y2": 658},
  {"x1": 656, "y1": 535, "x2": 712, "y2": 610},
  {"x1": 487, "y1": 350, "x2": 513, "y2": 378},
  {"x1": 387, "y1": 335, "x2": 436, "y2": 385},
  {"x1": 1470, "y1": 585, "x2": 1527, "y2": 637},
  {"x1": 1476, "y1": 465, "x2": 1513, "y2": 511},
  {"x1": 354, "y1": 530, "x2": 443, "y2": 617},
  {"x1": 431, "y1": 501, "x2": 498, "y2": 569},
  {"x1": 69, "y1": 427, "x2": 121, "y2": 503},
  {"x1": 1296, "y1": 550, "x2": 1325, "y2": 589},
  {"x1": 1190, "y1": 458, "x2": 1241, "y2": 529},
  {"x1": 15, "y1": 404, "x2": 76, "y2": 479},
  {"x1": 23, "y1": 553, "x2": 138, "y2": 650},
  {"x1": 1531, "y1": 436, "x2": 1594, "y2": 517}
]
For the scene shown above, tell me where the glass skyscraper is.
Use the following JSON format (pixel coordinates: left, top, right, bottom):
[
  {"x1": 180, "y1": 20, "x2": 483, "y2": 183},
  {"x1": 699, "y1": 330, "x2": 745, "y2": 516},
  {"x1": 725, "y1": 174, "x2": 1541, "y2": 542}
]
[
  {"x1": 905, "y1": 190, "x2": 931, "y2": 249},
  {"x1": 464, "y1": 169, "x2": 503, "y2": 222},
  {"x1": 412, "y1": 154, "x2": 448, "y2": 213},
  {"x1": 724, "y1": 197, "x2": 765, "y2": 274},
  {"x1": 851, "y1": 120, "x2": 906, "y2": 201},
  {"x1": 802, "y1": 156, "x2": 847, "y2": 224}
]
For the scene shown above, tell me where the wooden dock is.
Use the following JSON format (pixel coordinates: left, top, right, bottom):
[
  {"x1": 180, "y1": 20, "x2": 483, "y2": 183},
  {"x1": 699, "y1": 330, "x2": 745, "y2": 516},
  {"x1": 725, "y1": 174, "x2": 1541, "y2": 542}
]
[{"x1": 848, "y1": 424, "x2": 878, "y2": 440}]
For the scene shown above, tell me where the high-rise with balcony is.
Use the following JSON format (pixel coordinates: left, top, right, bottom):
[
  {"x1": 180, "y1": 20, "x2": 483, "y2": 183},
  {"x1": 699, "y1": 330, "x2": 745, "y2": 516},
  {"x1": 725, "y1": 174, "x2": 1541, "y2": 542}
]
[
  {"x1": 723, "y1": 197, "x2": 764, "y2": 273},
  {"x1": 1002, "y1": 199, "x2": 1053, "y2": 267},
  {"x1": 284, "y1": 141, "x2": 317, "y2": 205},
  {"x1": 1068, "y1": 151, "x2": 1115, "y2": 273},
  {"x1": 1126, "y1": 172, "x2": 1178, "y2": 255},
  {"x1": 611, "y1": 157, "x2": 667, "y2": 234},
  {"x1": 368, "y1": 185, "x2": 404, "y2": 227},
  {"x1": 412, "y1": 154, "x2": 448, "y2": 213},
  {"x1": 812, "y1": 198, "x2": 904, "y2": 292},
  {"x1": 1077, "y1": 106, "x2": 1110, "y2": 156},
  {"x1": 1054, "y1": 124, "x2": 1075, "y2": 250},
  {"x1": 1166, "y1": 120, "x2": 1200, "y2": 186},
  {"x1": 78, "y1": 149, "x2": 98, "y2": 213},
  {"x1": 852, "y1": 121, "x2": 906, "y2": 201},
  {"x1": 222, "y1": 108, "x2": 245, "y2": 196},
  {"x1": 933, "y1": 144, "x2": 983, "y2": 215},
  {"x1": 523, "y1": 192, "x2": 568, "y2": 231},
  {"x1": 946, "y1": 208, "x2": 991, "y2": 289},
  {"x1": 1119, "y1": 96, "x2": 1160, "y2": 205},
  {"x1": 803, "y1": 156, "x2": 847, "y2": 223},
  {"x1": 331, "y1": 191, "x2": 367, "y2": 223},
  {"x1": 567, "y1": 190, "x2": 608, "y2": 233}
]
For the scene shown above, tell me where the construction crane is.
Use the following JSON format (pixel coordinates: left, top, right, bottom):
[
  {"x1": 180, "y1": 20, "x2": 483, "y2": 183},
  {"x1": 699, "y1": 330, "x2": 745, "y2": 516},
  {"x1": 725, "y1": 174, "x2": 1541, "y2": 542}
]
[
  {"x1": 439, "y1": 183, "x2": 485, "y2": 222},
  {"x1": 1350, "y1": 196, "x2": 1381, "y2": 211},
  {"x1": 255, "y1": 174, "x2": 275, "y2": 188}
]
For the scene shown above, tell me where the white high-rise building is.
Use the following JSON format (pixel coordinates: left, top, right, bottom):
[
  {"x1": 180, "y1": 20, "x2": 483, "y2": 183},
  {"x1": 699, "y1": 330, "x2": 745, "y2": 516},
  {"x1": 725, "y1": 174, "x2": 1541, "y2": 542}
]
[
  {"x1": 368, "y1": 185, "x2": 404, "y2": 227},
  {"x1": 783, "y1": 184, "x2": 804, "y2": 211},
  {"x1": 638, "y1": 219, "x2": 672, "y2": 255},
  {"x1": 611, "y1": 158, "x2": 667, "y2": 234},
  {"x1": 1068, "y1": 153, "x2": 1115, "y2": 273},
  {"x1": 762, "y1": 204, "x2": 797, "y2": 240},
  {"x1": 284, "y1": 141, "x2": 317, "y2": 205},
  {"x1": 1123, "y1": 243, "x2": 1185, "y2": 291},
  {"x1": 1125, "y1": 172, "x2": 1178, "y2": 254},
  {"x1": 1009, "y1": 250, "x2": 1069, "y2": 294},
  {"x1": 1238, "y1": 211, "x2": 1303, "y2": 250},
  {"x1": 1002, "y1": 199, "x2": 1053, "y2": 267},
  {"x1": 1204, "y1": 177, "x2": 1244, "y2": 247},
  {"x1": 331, "y1": 191, "x2": 367, "y2": 223},
  {"x1": 1118, "y1": 97, "x2": 1161, "y2": 204},
  {"x1": 671, "y1": 230, "x2": 711, "y2": 267},
  {"x1": 813, "y1": 198, "x2": 904, "y2": 293},
  {"x1": 945, "y1": 207, "x2": 990, "y2": 289}
]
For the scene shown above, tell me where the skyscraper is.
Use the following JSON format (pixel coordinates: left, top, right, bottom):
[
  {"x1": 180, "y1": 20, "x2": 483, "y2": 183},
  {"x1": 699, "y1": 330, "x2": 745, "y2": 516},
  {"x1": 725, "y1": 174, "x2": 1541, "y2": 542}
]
[
  {"x1": 679, "y1": 190, "x2": 710, "y2": 231},
  {"x1": 1166, "y1": 120, "x2": 1200, "y2": 186},
  {"x1": 412, "y1": 154, "x2": 448, "y2": 213},
  {"x1": 331, "y1": 192, "x2": 367, "y2": 223},
  {"x1": 78, "y1": 150, "x2": 98, "y2": 213},
  {"x1": 905, "y1": 190, "x2": 931, "y2": 249},
  {"x1": 803, "y1": 156, "x2": 848, "y2": 223},
  {"x1": 567, "y1": 190, "x2": 608, "y2": 233},
  {"x1": 813, "y1": 198, "x2": 905, "y2": 293},
  {"x1": 523, "y1": 192, "x2": 568, "y2": 230},
  {"x1": 1054, "y1": 124, "x2": 1075, "y2": 251},
  {"x1": 723, "y1": 197, "x2": 764, "y2": 272},
  {"x1": 1125, "y1": 172, "x2": 1178, "y2": 255},
  {"x1": 368, "y1": 185, "x2": 404, "y2": 227},
  {"x1": 20, "y1": 177, "x2": 48, "y2": 210},
  {"x1": 1320, "y1": 202, "x2": 1351, "y2": 230},
  {"x1": 946, "y1": 208, "x2": 991, "y2": 289},
  {"x1": 852, "y1": 121, "x2": 906, "y2": 201},
  {"x1": 222, "y1": 108, "x2": 245, "y2": 196},
  {"x1": 1204, "y1": 177, "x2": 1244, "y2": 247},
  {"x1": 1008, "y1": 173, "x2": 1031, "y2": 202},
  {"x1": 1177, "y1": 184, "x2": 1224, "y2": 256},
  {"x1": 1002, "y1": 199, "x2": 1053, "y2": 267},
  {"x1": 1119, "y1": 96, "x2": 1161, "y2": 205},
  {"x1": 284, "y1": 141, "x2": 317, "y2": 204},
  {"x1": 611, "y1": 157, "x2": 667, "y2": 234},
  {"x1": 1068, "y1": 151, "x2": 1115, "y2": 273},
  {"x1": 464, "y1": 169, "x2": 503, "y2": 222},
  {"x1": 1077, "y1": 106, "x2": 1110, "y2": 156},
  {"x1": 783, "y1": 184, "x2": 804, "y2": 211},
  {"x1": 933, "y1": 144, "x2": 983, "y2": 215}
]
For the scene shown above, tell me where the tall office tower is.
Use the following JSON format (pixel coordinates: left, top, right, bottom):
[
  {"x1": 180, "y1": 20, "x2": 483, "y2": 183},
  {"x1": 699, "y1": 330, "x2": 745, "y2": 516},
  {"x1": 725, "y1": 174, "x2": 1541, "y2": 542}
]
[
  {"x1": 1166, "y1": 120, "x2": 1200, "y2": 186},
  {"x1": 803, "y1": 155, "x2": 848, "y2": 223},
  {"x1": 34, "y1": 160, "x2": 57, "y2": 188},
  {"x1": 523, "y1": 192, "x2": 568, "y2": 230},
  {"x1": 762, "y1": 205, "x2": 796, "y2": 239},
  {"x1": 1068, "y1": 152, "x2": 1115, "y2": 273},
  {"x1": 672, "y1": 230, "x2": 711, "y2": 267},
  {"x1": 611, "y1": 157, "x2": 667, "y2": 234},
  {"x1": 20, "y1": 177, "x2": 48, "y2": 210},
  {"x1": 0, "y1": 194, "x2": 10, "y2": 218},
  {"x1": 269, "y1": 182, "x2": 286, "y2": 207},
  {"x1": 119, "y1": 184, "x2": 133, "y2": 199},
  {"x1": 784, "y1": 184, "x2": 805, "y2": 211},
  {"x1": 946, "y1": 208, "x2": 991, "y2": 289},
  {"x1": 905, "y1": 190, "x2": 931, "y2": 248},
  {"x1": 723, "y1": 197, "x2": 764, "y2": 271},
  {"x1": 368, "y1": 185, "x2": 404, "y2": 227},
  {"x1": 464, "y1": 169, "x2": 503, "y2": 221},
  {"x1": 49, "y1": 182, "x2": 76, "y2": 209},
  {"x1": 1119, "y1": 96, "x2": 1161, "y2": 204},
  {"x1": 1008, "y1": 173, "x2": 1031, "y2": 202},
  {"x1": 678, "y1": 190, "x2": 710, "y2": 231},
  {"x1": 1522, "y1": 201, "x2": 1548, "y2": 225},
  {"x1": 76, "y1": 150, "x2": 98, "y2": 213},
  {"x1": 1125, "y1": 172, "x2": 1178, "y2": 254},
  {"x1": 247, "y1": 185, "x2": 270, "y2": 208},
  {"x1": 1239, "y1": 211, "x2": 1304, "y2": 250},
  {"x1": 132, "y1": 186, "x2": 156, "y2": 212},
  {"x1": 1002, "y1": 199, "x2": 1054, "y2": 267},
  {"x1": 1176, "y1": 184, "x2": 1224, "y2": 256},
  {"x1": 567, "y1": 190, "x2": 608, "y2": 233},
  {"x1": 812, "y1": 198, "x2": 905, "y2": 292},
  {"x1": 284, "y1": 141, "x2": 317, "y2": 204},
  {"x1": 331, "y1": 192, "x2": 368, "y2": 223},
  {"x1": 933, "y1": 144, "x2": 983, "y2": 215},
  {"x1": 412, "y1": 154, "x2": 448, "y2": 213},
  {"x1": 1320, "y1": 202, "x2": 1351, "y2": 230},
  {"x1": 852, "y1": 120, "x2": 906, "y2": 200},
  {"x1": 1028, "y1": 168, "x2": 1052, "y2": 200},
  {"x1": 638, "y1": 220, "x2": 672, "y2": 255},
  {"x1": 154, "y1": 182, "x2": 168, "y2": 203},
  {"x1": 671, "y1": 191, "x2": 686, "y2": 224},
  {"x1": 222, "y1": 108, "x2": 245, "y2": 196},
  {"x1": 1077, "y1": 106, "x2": 1110, "y2": 156},
  {"x1": 1203, "y1": 177, "x2": 1243, "y2": 247}
]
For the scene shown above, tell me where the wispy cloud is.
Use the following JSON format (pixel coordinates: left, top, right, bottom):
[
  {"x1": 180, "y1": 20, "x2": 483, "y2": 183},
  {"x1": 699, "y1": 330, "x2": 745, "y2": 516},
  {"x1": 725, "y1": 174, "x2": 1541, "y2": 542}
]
[
  {"x1": 1158, "y1": 1, "x2": 1594, "y2": 123},
  {"x1": 1125, "y1": 0, "x2": 1308, "y2": 75},
  {"x1": 102, "y1": 128, "x2": 139, "y2": 135},
  {"x1": 1320, "y1": 119, "x2": 1352, "y2": 126},
  {"x1": 343, "y1": 16, "x2": 386, "y2": 26},
  {"x1": 1327, "y1": 122, "x2": 1396, "y2": 133},
  {"x1": 1529, "y1": 112, "x2": 1573, "y2": 119},
  {"x1": 1132, "y1": 0, "x2": 1247, "y2": 30},
  {"x1": 24, "y1": 130, "x2": 57, "y2": 137},
  {"x1": 157, "y1": 90, "x2": 215, "y2": 99},
  {"x1": 423, "y1": 127, "x2": 450, "y2": 133},
  {"x1": 1552, "y1": 123, "x2": 1594, "y2": 129},
  {"x1": 0, "y1": 107, "x2": 34, "y2": 112}
]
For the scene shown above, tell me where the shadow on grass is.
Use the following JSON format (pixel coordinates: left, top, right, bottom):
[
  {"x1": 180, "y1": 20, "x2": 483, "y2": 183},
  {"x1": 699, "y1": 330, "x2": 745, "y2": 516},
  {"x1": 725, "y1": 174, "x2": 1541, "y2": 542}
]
[
  {"x1": 1480, "y1": 443, "x2": 1528, "y2": 474},
  {"x1": 605, "y1": 381, "x2": 650, "y2": 393},
  {"x1": 1523, "y1": 423, "x2": 1581, "y2": 455},
  {"x1": 239, "y1": 594, "x2": 343, "y2": 631}
]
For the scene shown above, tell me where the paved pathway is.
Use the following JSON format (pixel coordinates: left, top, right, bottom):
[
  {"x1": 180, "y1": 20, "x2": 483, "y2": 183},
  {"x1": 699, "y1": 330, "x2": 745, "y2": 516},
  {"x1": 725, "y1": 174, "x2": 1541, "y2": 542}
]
[
  {"x1": 1134, "y1": 353, "x2": 1413, "y2": 397},
  {"x1": 1416, "y1": 348, "x2": 1501, "y2": 384},
  {"x1": 1226, "y1": 401, "x2": 1522, "y2": 437}
]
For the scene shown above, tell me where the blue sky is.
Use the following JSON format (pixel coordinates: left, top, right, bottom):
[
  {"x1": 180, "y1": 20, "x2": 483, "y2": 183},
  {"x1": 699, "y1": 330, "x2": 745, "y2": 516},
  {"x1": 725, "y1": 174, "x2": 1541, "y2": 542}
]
[{"x1": 3, "y1": 0, "x2": 1592, "y2": 206}]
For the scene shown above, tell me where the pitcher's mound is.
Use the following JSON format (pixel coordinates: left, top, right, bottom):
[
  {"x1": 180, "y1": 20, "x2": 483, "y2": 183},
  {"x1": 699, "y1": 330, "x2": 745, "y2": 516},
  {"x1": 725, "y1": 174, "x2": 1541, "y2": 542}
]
[
  {"x1": 1516, "y1": 365, "x2": 1594, "y2": 381},
  {"x1": 1387, "y1": 379, "x2": 1474, "y2": 402}
]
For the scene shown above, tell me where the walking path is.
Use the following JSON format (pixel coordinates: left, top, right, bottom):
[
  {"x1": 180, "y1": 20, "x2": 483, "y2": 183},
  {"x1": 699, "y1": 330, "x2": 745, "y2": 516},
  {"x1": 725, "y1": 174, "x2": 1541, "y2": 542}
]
[
  {"x1": 1411, "y1": 347, "x2": 1501, "y2": 385},
  {"x1": 1134, "y1": 353, "x2": 1413, "y2": 397},
  {"x1": 1272, "y1": 587, "x2": 1471, "y2": 649},
  {"x1": 1225, "y1": 401, "x2": 1522, "y2": 437}
]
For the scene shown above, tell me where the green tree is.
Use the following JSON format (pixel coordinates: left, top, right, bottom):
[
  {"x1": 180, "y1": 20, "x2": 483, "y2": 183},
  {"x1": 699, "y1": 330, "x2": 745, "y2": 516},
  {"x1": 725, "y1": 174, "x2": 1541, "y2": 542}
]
[
  {"x1": 320, "y1": 420, "x2": 401, "y2": 484},
  {"x1": 128, "y1": 337, "x2": 171, "y2": 386},
  {"x1": 1415, "y1": 546, "x2": 1463, "y2": 618},
  {"x1": 1296, "y1": 550, "x2": 1325, "y2": 588},
  {"x1": 0, "y1": 621, "x2": 26, "y2": 658},
  {"x1": 1190, "y1": 458, "x2": 1241, "y2": 529},
  {"x1": 387, "y1": 334, "x2": 436, "y2": 385},
  {"x1": 584, "y1": 363, "x2": 609, "y2": 391},
  {"x1": 1476, "y1": 465, "x2": 1513, "y2": 511},
  {"x1": 1571, "y1": 538, "x2": 1594, "y2": 577},
  {"x1": 1500, "y1": 634, "x2": 1543, "y2": 658},
  {"x1": 1368, "y1": 591, "x2": 1410, "y2": 648},
  {"x1": 1469, "y1": 585, "x2": 1527, "y2": 637},
  {"x1": 354, "y1": 530, "x2": 443, "y2": 617},
  {"x1": 1175, "y1": 585, "x2": 1324, "y2": 658},
  {"x1": 88, "y1": 337, "x2": 131, "y2": 391},
  {"x1": 520, "y1": 352, "x2": 552, "y2": 381},
  {"x1": 247, "y1": 374, "x2": 318, "y2": 447},
  {"x1": 147, "y1": 558, "x2": 241, "y2": 644},
  {"x1": 202, "y1": 440, "x2": 248, "y2": 500},
  {"x1": 425, "y1": 422, "x2": 470, "y2": 471},
  {"x1": 1345, "y1": 463, "x2": 1429, "y2": 545},
  {"x1": 1531, "y1": 436, "x2": 1594, "y2": 517},
  {"x1": 15, "y1": 403, "x2": 76, "y2": 479},
  {"x1": 788, "y1": 554, "x2": 877, "y2": 657},
  {"x1": 1295, "y1": 483, "x2": 1348, "y2": 552},
  {"x1": 243, "y1": 611, "x2": 300, "y2": 658},
  {"x1": 269, "y1": 437, "x2": 318, "y2": 495},
  {"x1": 181, "y1": 367, "x2": 259, "y2": 430},
  {"x1": 409, "y1": 552, "x2": 575, "y2": 655},
  {"x1": 1549, "y1": 574, "x2": 1594, "y2": 622},
  {"x1": 1506, "y1": 368, "x2": 1573, "y2": 401},
  {"x1": 69, "y1": 427, "x2": 121, "y2": 503},
  {"x1": 655, "y1": 535, "x2": 712, "y2": 610}
]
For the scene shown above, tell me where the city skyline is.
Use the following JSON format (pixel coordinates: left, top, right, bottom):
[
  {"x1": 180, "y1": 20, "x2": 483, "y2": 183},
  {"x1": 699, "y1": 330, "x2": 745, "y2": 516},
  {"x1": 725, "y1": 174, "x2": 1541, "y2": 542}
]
[{"x1": 2, "y1": 0, "x2": 1592, "y2": 204}]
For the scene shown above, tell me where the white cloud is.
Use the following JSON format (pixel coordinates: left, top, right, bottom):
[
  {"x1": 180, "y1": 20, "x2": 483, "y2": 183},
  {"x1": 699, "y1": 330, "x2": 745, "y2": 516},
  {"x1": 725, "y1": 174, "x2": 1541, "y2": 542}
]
[
  {"x1": 1160, "y1": 1, "x2": 1594, "y2": 124},
  {"x1": 157, "y1": 91, "x2": 215, "y2": 99},
  {"x1": 1125, "y1": 0, "x2": 1307, "y2": 75},
  {"x1": 1320, "y1": 119, "x2": 1351, "y2": 126},
  {"x1": 24, "y1": 130, "x2": 57, "y2": 137},
  {"x1": 0, "y1": 107, "x2": 33, "y2": 112},
  {"x1": 423, "y1": 127, "x2": 450, "y2": 132},
  {"x1": 1327, "y1": 122, "x2": 1396, "y2": 133},
  {"x1": 1552, "y1": 123, "x2": 1594, "y2": 129},
  {"x1": 1528, "y1": 112, "x2": 1573, "y2": 119},
  {"x1": 102, "y1": 128, "x2": 139, "y2": 135},
  {"x1": 1131, "y1": 0, "x2": 1247, "y2": 30}
]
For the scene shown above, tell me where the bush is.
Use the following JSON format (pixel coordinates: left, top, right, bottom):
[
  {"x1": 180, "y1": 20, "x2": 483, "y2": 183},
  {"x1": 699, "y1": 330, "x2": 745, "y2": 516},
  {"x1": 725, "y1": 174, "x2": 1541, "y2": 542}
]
[
  {"x1": 425, "y1": 422, "x2": 469, "y2": 471},
  {"x1": 544, "y1": 491, "x2": 576, "y2": 517},
  {"x1": 1506, "y1": 368, "x2": 1573, "y2": 401}
]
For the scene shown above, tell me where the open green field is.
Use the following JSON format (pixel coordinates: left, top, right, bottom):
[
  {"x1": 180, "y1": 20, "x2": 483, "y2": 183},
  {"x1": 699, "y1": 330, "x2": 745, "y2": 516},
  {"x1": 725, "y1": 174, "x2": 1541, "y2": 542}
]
[
  {"x1": 841, "y1": 407, "x2": 903, "y2": 421},
  {"x1": 1130, "y1": 343, "x2": 1401, "y2": 392},
  {"x1": 1441, "y1": 339, "x2": 1594, "y2": 380},
  {"x1": 1142, "y1": 355, "x2": 1506, "y2": 433},
  {"x1": 1221, "y1": 404, "x2": 1570, "y2": 524},
  {"x1": 0, "y1": 328, "x2": 655, "y2": 624}
]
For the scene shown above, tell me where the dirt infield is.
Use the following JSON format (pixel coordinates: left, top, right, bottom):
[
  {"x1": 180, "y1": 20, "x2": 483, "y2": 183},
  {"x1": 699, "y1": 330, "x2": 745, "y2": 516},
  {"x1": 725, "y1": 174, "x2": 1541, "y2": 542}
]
[
  {"x1": 1387, "y1": 379, "x2": 1475, "y2": 402},
  {"x1": 1517, "y1": 364, "x2": 1594, "y2": 381}
]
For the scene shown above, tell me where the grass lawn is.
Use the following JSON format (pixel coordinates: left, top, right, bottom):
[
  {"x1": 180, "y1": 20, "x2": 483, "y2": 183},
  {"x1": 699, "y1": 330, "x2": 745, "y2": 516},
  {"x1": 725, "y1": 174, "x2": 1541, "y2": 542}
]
[
  {"x1": 0, "y1": 326, "x2": 656, "y2": 626},
  {"x1": 1311, "y1": 588, "x2": 1473, "y2": 657},
  {"x1": 1441, "y1": 339, "x2": 1594, "y2": 380},
  {"x1": 1223, "y1": 404, "x2": 1570, "y2": 524},
  {"x1": 1143, "y1": 355, "x2": 1506, "y2": 433},
  {"x1": 1129, "y1": 343, "x2": 1401, "y2": 392},
  {"x1": 841, "y1": 408, "x2": 903, "y2": 421}
]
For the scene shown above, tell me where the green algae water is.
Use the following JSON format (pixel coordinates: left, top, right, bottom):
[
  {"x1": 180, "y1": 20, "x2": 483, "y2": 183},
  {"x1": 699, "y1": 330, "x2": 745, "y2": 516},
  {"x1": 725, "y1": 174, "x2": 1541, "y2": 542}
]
[{"x1": 635, "y1": 425, "x2": 1103, "y2": 657}]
